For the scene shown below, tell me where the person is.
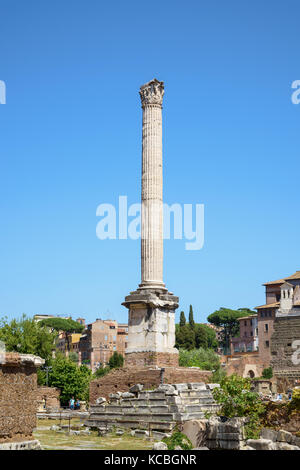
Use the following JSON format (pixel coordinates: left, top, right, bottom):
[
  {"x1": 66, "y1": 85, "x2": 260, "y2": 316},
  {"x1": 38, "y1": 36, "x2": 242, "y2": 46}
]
[
  {"x1": 69, "y1": 396, "x2": 75, "y2": 410},
  {"x1": 75, "y1": 399, "x2": 80, "y2": 410}
]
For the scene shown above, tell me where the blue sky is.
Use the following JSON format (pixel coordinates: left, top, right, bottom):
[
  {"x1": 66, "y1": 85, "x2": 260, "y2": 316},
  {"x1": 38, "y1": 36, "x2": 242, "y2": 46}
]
[{"x1": 0, "y1": 0, "x2": 299, "y2": 325}]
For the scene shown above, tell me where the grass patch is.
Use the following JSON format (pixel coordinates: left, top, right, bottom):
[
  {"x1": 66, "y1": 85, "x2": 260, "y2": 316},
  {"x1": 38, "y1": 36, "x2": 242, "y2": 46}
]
[{"x1": 34, "y1": 419, "x2": 153, "y2": 450}]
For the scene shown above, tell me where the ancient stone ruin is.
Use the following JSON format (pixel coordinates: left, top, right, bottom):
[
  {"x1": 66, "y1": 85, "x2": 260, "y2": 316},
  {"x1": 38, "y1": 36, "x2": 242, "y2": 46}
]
[
  {"x1": 0, "y1": 352, "x2": 44, "y2": 450},
  {"x1": 86, "y1": 382, "x2": 220, "y2": 435},
  {"x1": 183, "y1": 418, "x2": 300, "y2": 451}
]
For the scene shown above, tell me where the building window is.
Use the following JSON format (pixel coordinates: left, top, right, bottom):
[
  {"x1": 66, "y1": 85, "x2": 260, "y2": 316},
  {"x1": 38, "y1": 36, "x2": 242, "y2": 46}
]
[
  {"x1": 104, "y1": 335, "x2": 108, "y2": 341},
  {"x1": 265, "y1": 341, "x2": 269, "y2": 348},
  {"x1": 264, "y1": 324, "x2": 268, "y2": 332}
]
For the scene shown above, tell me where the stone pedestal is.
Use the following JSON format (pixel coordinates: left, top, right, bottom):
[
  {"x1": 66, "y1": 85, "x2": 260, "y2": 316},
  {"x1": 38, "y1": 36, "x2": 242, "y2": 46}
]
[{"x1": 123, "y1": 288, "x2": 179, "y2": 367}]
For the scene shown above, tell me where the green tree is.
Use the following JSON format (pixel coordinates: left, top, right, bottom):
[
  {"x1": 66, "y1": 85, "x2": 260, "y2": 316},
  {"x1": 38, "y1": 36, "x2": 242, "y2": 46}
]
[
  {"x1": 68, "y1": 351, "x2": 79, "y2": 363},
  {"x1": 93, "y1": 366, "x2": 111, "y2": 379},
  {"x1": 40, "y1": 317, "x2": 84, "y2": 353},
  {"x1": 0, "y1": 314, "x2": 56, "y2": 363},
  {"x1": 108, "y1": 351, "x2": 124, "y2": 369},
  {"x1": 179, "y1": 348, "x2": 220, "y2": 371},
  {"x1": 188, "y1": 305, "x2": 195, "y2": 329},
  {"x1": 199, "y1": 324, "x2": 218, "y2": 350},
  {"x1": 207, "y1": 307, "x2": 256, "y2": 354},
  {"x1": 41, "y1": 354, "x2": 92, "y2": 405},
  {"x1": 262, "y1": 367, "x2": 273, "y2": 379},
  {"x1": 175, "y1": 324, "x2": 195, "y2": 350},
  {"x1": 179, "y1": 311, "x2": 186, "y2": 327},
  {"x1": 194, "y1": 324, "x2": 208, "y2": 349},
  {"x1": 213, "y1": 374, "x2": 266, "y2": 439}
]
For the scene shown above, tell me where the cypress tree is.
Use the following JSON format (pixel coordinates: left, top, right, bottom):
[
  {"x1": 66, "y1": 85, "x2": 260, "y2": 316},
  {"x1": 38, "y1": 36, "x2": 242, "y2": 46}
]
[
  {"x1": 189, "y1": 305, "x2": 195, "y2": 329},
  {"x1": 179, "y1": 311, "x2": 186, "y2": 327}
]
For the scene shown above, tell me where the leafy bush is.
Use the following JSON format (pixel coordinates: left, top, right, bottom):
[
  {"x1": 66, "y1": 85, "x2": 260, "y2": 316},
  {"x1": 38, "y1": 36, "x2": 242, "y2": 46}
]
[
  {"x1": 213, "y1": 374, "x2": 266, "y2": 439},
  {"x1": 0, "y1": 314, "x2": 57, "y2": 363},
  {"x1": 211, "y1": 367, "x2": 226, "y2": 384},
  {"x1": 179, "y1": 348, "x2": 220, "y2": 371},
  {"x1": 163, "y1": 430, "x2": 193, "y2": 450},
  {"x1": 39, "y1": 353, "x2": 92, "y2": 405},
  {"x1": 68, "y1": 352, "x2": 79, "y2": 363},
  {"x1": 94, "y1": 366, "x2": 111, "y2": 378},
  {"x1": 262, "y1": 367, "x2": 273, "y2": 379},
  {"x1": 289, "y1": 388, "x2": 300, "y2": 411},
  {"x1": 108, "y1": 351, "x2": 124, "y2": 369}
]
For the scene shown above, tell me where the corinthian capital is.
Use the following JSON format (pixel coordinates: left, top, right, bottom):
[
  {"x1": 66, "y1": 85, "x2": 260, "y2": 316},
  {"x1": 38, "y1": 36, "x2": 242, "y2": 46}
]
[{"x1": 139, "y1": 78, "x2": 164, "y2": 107}]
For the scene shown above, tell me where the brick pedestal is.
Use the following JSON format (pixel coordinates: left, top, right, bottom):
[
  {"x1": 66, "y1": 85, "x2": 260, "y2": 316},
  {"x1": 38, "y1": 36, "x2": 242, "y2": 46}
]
[
  {"x1": 125, "y1": 351, "x2": 179, "y2": 368},
  {"x1": 90, "y1": 366, "x2": 213, "y2": 403}
]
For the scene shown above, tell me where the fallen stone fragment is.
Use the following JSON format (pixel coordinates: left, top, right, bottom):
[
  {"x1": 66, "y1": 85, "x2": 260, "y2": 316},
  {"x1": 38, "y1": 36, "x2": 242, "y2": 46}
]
[
  {"x1": 96, "y1": 397, "x2": 107, "y2": 405},
  {"x1": 246, "y1": 439, "x2": 276, "y2": 450},
  {"x1": 129, "y1": 384, "x2": 143, "y2": 394},
  {"x1": 153, "y1": 441, "x2": 168, "y2": 450},
  {"x1": 260, "y1": 428, "x2": 278, "y2": 442},
  {"x1": 277, "y1": 430, "x2": 293, "y2": 444}
]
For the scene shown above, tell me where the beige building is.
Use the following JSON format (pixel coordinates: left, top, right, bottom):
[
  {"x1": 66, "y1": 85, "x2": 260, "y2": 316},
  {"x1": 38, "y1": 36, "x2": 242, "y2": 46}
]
[
  {"x1": 78, "y1": 319, "x2": 128, "y2": 372},
  {"x1": 231, "y1": 315, "x2": 259, "y2": 354},
  {"x1": 256, "y1": 270, "x2": 300, "y2": 364}
]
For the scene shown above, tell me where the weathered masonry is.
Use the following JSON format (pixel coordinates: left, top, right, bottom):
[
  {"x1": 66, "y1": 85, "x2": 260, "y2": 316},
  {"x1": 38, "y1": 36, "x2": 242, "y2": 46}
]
[
  {"x1": 0, "y1": 352, "x2": 44, "y2": 449},
  {"x1": 86, "y1": 383, "x2": 220, "y2": 433}
]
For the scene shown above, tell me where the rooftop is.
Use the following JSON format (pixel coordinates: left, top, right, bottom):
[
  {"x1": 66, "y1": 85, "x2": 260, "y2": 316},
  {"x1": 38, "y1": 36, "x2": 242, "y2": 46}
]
[
  {"x1": 263, "y1": 270, "x2": 300, "y2": 286},
  {"x1": 255, "y1": 302, "x2": 280, "y2": 310}
]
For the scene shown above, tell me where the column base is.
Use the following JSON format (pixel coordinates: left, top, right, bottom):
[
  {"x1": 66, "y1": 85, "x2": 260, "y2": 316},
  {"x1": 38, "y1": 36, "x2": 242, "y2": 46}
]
[
  {"x1": 125, "y1": 351, "x2": 179, "y2": 368},
  {"x1": 122, "y1": 288, "x2": 179, "y2": 369}
]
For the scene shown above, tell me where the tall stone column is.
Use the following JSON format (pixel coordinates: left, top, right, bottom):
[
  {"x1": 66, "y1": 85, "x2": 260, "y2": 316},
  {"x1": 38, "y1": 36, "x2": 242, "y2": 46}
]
[
  {"x1": 139, "y1": 80, "x2": 164, "y2": 290},
  {"x1": 123, "y1": 79, "x2": 179, "y2": 368}
]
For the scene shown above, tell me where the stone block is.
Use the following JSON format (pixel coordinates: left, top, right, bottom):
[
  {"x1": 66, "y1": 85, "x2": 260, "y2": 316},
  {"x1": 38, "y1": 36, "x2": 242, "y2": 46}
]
[
  {"x1": 260, "y1": 428, "x2": 278, "y2": 442},
  {"x1": 291, "y1": 435, "x2": 300, "y2": 447},
  {"x1": 109, "y1": 392, "x2": 122, "y2": 400},
  {"x1": 121, "y1": 392, "x2": 135, "y2": 399},
  {"x1": 153, "y1": 442, "x2": 168, "y2": 450},
  {"x1": 217, "y1": 440, "x2": 241, "y2": 450},
  {"x1": 206, "y1": 384, "x2": 220, "y2": 390},
  {"x1": 274, "y1": 442, "x2": 300, "y2": 450},
  {"x1": 96, "y1": 397, "x2": 107, "y2": 405},
  {"x1": 131, "y1": 429, "x2": 149, "y2": 437},
  {"x1": 187, "y1": 383, "x2": 206, "y2": 390},
  {"x1": 129, "y1": 384, "x2": 144, "y2": 394},
  {"x1": 182, "y1": 420, "x2": 208, "y2": 448},
  {"x1": 155, "y1": 384, "x2": 178, "y2": 395},
  {"x1": 246, "y1": 439, "x2": 276, "y2": 450},
  {"x1": 173, "y1": 384, "x2": 189, "y2": 391},
  {"x1": 216, "y1": 432, "x2": 241, "y2": 441},
  {"x1": 277, "y1": 430, "x2": 293, "y2": 444}
]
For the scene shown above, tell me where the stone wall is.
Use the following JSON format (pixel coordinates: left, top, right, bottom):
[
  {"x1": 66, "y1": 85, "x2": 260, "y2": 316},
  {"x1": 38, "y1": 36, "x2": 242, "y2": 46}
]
[
  {"x1": 183, "y1": 418, "x2": 300, "y2": 450},
  {"x1": 0, "y1": 353, "x2": 44, "y2": 443},
  {"x1": 183, "y1": 417, "x2": 247, "y2": 450},
  {"x1": 271, "y1": 316, "x2": 300, "y2": 380},
  {"x1": 86, "y1": 383, "x2": 220, "y2": 433},
  {"x1": 36, "y1": 386, "x2": 60, "y2": 412},
  {"x1": 222, "y1": 352, "x2": 268, "y2": 378},
  {"x1": 90, "y1": 366, "x2": 212, "y2": 403}
]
